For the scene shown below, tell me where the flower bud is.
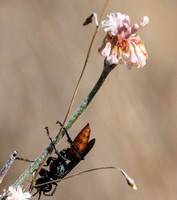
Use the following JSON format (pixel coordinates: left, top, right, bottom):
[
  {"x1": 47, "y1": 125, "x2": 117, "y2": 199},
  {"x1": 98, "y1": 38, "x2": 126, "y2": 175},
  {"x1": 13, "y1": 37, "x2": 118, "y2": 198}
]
[
  {"x1": 140, "y1": 16, "x2": 149, "y2": 27},
  {"x1": 122, "y1": 23, "x2": 129, "y2": 32},
  {"x1": 118, "y1": 24, "x2": 124, "y2": 34},
  {"x1": 101, "y1": 42, "x2": 111, "y2": 57},
  {"x1": 124, "y1": 15, "x2": 130, "y2": 25},
  {"x1": 131, "y1": 24, "x2": 139, "y2": 34}
]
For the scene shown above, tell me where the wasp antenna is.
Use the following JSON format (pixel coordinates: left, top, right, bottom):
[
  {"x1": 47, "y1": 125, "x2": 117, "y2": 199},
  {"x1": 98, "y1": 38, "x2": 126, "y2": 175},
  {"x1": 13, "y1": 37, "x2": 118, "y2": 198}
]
[
  {"x1": 16, "y1": 157, "x2": 34, "y2": 163},
  {"x1": 44, "y1": 127, "x2": 53, "y2": 144}
]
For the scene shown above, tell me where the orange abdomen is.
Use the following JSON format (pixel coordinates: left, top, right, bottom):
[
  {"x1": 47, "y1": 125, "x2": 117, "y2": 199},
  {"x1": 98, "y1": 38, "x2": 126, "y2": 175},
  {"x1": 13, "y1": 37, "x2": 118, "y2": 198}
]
[{"x1": 69, "y1": 123, "x2": 91, "y2": 156}]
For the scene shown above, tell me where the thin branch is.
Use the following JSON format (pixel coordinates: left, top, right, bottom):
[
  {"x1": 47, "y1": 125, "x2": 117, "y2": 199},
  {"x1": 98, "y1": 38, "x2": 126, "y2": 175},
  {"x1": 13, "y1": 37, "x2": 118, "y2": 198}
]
[
  {"x1": 33, "y1": 166, "x2": 137, "y2": 190},
  {"x1": 0, "y1": 151, "x2": 18, "y2": 184}
]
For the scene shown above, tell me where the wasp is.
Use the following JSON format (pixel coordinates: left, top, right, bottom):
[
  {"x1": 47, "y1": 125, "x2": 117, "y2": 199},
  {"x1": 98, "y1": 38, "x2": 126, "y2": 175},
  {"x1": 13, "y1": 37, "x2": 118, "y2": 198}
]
[{"x1": 33, "y1": 123, "x2": 95, "y2": 200}]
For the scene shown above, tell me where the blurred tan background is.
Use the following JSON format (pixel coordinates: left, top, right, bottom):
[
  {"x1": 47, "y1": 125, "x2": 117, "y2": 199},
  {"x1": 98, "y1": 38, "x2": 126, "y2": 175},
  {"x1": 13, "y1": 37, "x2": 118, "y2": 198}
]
[{"x1": 0, "y1": 0, "x2": 177, "y2": 200}]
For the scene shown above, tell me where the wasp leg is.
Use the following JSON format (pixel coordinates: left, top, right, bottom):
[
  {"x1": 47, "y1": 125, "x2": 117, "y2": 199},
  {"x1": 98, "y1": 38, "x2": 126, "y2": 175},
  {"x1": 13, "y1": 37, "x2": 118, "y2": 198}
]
[
  {"x1": 43, "y1": 183, "x2": 58, "y2": 196},
  {"x1": 44, "y1": 127, "x2": 59, "y2": 155},
  {"x1": 31, "y1": 190, "x2": 38, "y2": 197},
  {"x1": 31, "y1": 190, "x2": 41, "y2": 200},
  {"x1": 44, "y1": 125, "x2": 67, "y2": 162},
  {"x1": 56, "y1": 121, "x2": 73, "y2": 143},
  {"x1": 56, "y1": 121, "x2": 84, "y2": 159},
  {"x1": 46, "y1": 157, "x2": 57, "y2": 166},
  {"x1": 38, "y1": 191, "x2": 42, "y2": 200},
  {"x1": 39, "y1": 168, "x2": 50, "y2": 177},
  {"x1": 51, "y1": 183, "x2": 58, "y2": 196}
]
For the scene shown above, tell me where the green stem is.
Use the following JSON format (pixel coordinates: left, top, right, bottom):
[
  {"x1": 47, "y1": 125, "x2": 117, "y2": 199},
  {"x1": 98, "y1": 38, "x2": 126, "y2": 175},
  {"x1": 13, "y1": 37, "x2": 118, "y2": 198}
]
[
  {"x1": 63, "y1": 61, "x2": 116, "y2": 133},
  {"x1": 10, "y1": 61, "x2": 116, "y2": 191}
]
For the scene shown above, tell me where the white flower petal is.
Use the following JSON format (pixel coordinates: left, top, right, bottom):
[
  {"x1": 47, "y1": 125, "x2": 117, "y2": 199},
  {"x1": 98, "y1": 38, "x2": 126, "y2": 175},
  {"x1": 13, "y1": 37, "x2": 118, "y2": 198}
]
[
  {"x1": 135, "y1": 45, "x2": 146, "y2": 64},
  {"x1": 101, "y1": 12, "x2": 128, "y2": 36},
  {"x1": 17, "y1": 186, "x2": 23, "y2": 195},
  {"x1": 9, "y1": 187, "x2": 17, "y2": 196},
  {"x1": 21, "y1": 193, "x2": 31, "y2": 200},
  {"x1": 129, "y1": 44, "x2": 138, "y2": 64},
  {"x1": 8, "y1": 186, "x2": 31, "y2": 200}
]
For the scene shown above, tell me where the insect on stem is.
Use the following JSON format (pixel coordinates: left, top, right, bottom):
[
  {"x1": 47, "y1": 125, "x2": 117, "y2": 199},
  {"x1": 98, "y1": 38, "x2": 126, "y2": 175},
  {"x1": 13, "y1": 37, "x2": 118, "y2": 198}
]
[{"x1": 30, "y1": 124, "x2": 95, "y2": 199}]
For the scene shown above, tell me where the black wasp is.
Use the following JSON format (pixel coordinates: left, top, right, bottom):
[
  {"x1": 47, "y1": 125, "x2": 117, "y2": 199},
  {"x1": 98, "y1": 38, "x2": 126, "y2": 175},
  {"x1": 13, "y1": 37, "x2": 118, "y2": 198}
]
[{"x1": 32, "y1": 122, "x2": 95, "y2": 200}]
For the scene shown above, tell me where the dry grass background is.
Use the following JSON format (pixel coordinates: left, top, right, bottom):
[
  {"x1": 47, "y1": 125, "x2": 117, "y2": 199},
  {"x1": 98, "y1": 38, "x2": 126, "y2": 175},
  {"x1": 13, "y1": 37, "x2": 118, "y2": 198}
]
[{"x1": 0, "y1": 0, "x2": 177, "y2": 200}]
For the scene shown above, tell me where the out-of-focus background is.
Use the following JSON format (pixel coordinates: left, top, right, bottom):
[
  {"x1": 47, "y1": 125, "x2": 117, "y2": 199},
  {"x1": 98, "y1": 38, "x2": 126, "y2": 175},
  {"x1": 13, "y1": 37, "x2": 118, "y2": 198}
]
[{"x1": 0, "y1": 0, "x2": 176, "y2": 200}]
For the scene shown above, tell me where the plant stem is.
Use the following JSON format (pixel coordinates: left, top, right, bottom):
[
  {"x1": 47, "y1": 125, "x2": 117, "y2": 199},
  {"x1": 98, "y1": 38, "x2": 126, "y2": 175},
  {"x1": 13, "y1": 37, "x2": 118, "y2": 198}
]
[
  {"x1": 62, "y1": 61, "x2": 116, "y2": 134},
  {"x1": 11, "y1": 61, "x2": 116, "y2": 191}
]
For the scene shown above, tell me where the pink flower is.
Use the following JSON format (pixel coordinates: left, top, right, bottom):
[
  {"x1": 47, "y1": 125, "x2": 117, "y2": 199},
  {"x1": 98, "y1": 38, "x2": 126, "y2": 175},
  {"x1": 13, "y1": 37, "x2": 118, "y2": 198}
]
[
  {"x1": 6, "y1": 186, "x2": 31, "y2": 200},
  {"x1": 99, "y1": 12, "x2": 149, "y2": 69}
]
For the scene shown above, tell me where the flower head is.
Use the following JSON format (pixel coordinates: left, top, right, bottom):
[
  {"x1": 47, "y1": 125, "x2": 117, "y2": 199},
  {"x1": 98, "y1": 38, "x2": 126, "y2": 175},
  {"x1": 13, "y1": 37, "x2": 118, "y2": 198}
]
[
  {"x1": 6, "y1": 186, "x2": 31, "y2": 200},
  {"x1": 99, "y1": 12, "x2": 149, "y2": 69}
]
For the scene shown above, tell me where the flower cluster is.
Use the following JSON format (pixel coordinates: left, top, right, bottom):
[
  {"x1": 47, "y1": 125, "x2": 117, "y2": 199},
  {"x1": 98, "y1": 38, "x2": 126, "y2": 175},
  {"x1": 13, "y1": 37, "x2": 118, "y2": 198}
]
[
  {"x1": 98, "y1": 12, "x2": 149, "y2": 69},
  {"x1": 0, "y1": 186, "x2": 31, "y2": 200}
]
